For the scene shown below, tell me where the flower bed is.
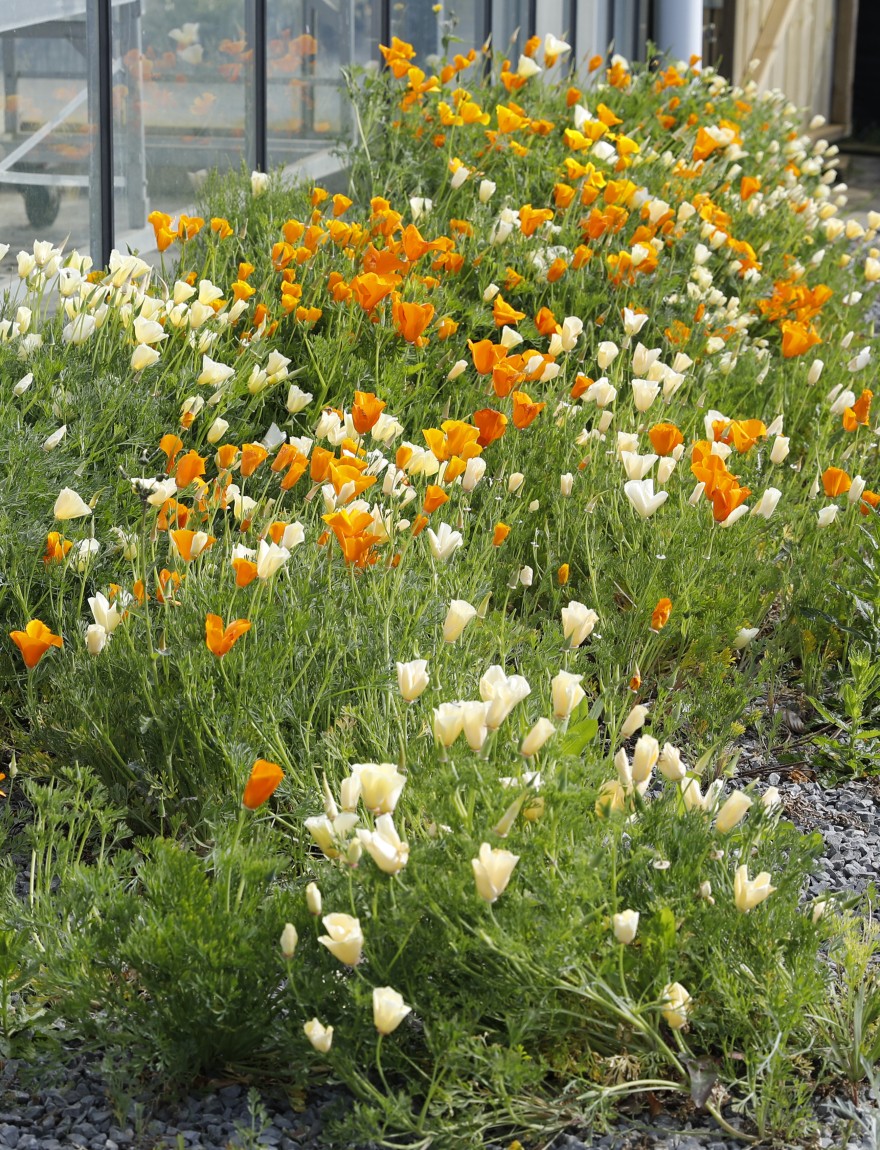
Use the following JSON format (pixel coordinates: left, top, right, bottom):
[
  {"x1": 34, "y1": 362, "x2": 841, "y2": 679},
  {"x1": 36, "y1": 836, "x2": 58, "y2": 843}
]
[{"x1": 1, "y1": 33, "x2": 879, "y2": 1148}]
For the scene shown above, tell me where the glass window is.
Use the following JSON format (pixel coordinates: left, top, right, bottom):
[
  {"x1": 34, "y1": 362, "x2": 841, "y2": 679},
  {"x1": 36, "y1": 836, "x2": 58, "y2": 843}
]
[
  {"x1": 112, "y1": 0, "x2": 250, "y2": 250},
  {"x1": 0, "y1": 3, "x2": 96, "y2": 267},
  {"x1": 267, "y1": 0, "x2": 356, "y2": 171}
]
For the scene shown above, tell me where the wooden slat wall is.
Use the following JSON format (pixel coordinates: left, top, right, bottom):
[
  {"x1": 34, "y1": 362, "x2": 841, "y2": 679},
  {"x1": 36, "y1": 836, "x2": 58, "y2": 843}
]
[{"x1": 733, "y1": 0, "x2": 836, "y2": 122}]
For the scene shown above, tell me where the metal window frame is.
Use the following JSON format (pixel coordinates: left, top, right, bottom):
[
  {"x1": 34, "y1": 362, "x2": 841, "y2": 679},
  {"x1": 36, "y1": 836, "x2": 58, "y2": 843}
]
[
  {"x1": 87, "y1": 0, "x2": 114, "y2": 267},
  {"x1": 89, "y1": 0, "x2": 584, "y2": 266}
]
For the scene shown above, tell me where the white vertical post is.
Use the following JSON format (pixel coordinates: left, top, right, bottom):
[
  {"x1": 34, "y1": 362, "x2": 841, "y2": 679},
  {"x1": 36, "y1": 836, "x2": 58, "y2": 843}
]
[{"x1": 654, "y1": 0, "x2": 703, "y2": 62}]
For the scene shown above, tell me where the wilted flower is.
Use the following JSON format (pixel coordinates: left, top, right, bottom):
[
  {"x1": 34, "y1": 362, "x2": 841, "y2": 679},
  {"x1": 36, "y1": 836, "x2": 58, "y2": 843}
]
[
  {"x1": 350, "y1": 762, "x2": 406, "y2": 814},
  {"x1": 769, "y1": 436, "x2": 790, "y2": 464},
  {"x1": 751, "y1": 488, "x2": 781, "y2": 519},
  {"x1": 85, "y1": 623, "x2": 106, "y2": 656},
  {"x1": 733, "y1": 627, "x2": 759, "y2": 649},
  {"x1": 480, "y1": 665, "x2": 531, "y2": 728},
  {"x1": 620, "y1": 704, "x2": 649, "y2": 738},
  {"x1": 520, "y1": 717, "x2": 555, "y2": 757},
  {"x1": 42, "y1": 425, "x2": 67, "y2": 451},
  {"x1": 433, "y1": 701, "x2": 464, "y2": 747},
  {"x1": 89, "y1": 592, "x2": 123, "y2": 635},
  {"x1": 658, "y1": 743, "x2": 686, "y2": 781},
  {"x1": 251, "y1": 170, "x2": 270, "y2": 197},
  {"x1": 631, "y1": 735, "x2": 659, "y2": 784}
]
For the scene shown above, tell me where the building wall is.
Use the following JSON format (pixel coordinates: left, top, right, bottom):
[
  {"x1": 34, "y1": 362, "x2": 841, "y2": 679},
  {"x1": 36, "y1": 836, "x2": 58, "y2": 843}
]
[{"x1": 732, "y1": 0, "x2": 837, "y2": 121}]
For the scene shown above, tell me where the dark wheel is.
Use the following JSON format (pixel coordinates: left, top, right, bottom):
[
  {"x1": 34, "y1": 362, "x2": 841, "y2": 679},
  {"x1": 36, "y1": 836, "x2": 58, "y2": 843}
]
[{"x1": 23, "y1": 185, "x2": 61, "y2": 229}]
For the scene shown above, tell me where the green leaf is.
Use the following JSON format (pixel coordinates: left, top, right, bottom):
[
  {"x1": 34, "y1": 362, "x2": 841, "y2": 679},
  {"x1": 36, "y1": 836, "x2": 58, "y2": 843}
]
[{"x1": 560, "y1": 717, "x2": 598, "y2": 756}]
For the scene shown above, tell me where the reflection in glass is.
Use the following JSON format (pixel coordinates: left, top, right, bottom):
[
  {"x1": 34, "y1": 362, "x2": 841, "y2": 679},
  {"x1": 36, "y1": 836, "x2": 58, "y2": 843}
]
[
  {"x1": 267, "y1": 0, "x2": 352, "y2": 170},
  {"x1": 112, "y1": 0, "x2": 249, "y2": 245},
  {"x1": 0, "y1": 5, "x2": 95, "y2": 265}
]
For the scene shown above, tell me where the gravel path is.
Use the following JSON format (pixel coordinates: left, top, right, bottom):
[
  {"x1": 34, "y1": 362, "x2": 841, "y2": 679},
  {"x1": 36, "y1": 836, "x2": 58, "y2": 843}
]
[{"x1": 4, "y1": 766, "x2": 879, "y2": 1150}]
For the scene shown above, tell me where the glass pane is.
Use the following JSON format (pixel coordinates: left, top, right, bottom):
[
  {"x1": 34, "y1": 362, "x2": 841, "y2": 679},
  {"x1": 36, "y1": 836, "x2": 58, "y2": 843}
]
[
  {"x1": 394, "y1": 2, "x2": 488, "y2": 61},
  {"x1": 267, "y1": 0, "x2": 352, "y2": 169},
  {"x1": 0, "y1": 3, "x2": 96, "y2": 268},
  {"x1": 490, "y1": 0, "x2": 530, "y2": 60},
  {"x1": 112, "y1": 0, "x2": 249, "y2": 248}
]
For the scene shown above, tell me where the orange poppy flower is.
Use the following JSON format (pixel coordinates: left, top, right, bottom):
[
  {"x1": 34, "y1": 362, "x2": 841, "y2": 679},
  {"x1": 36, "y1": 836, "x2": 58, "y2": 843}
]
[
  {"x1": 710, "y1": 480, "x2": 751, "y2": 523},
  {"x1": 175, "y1": 450, "x2": 207, "y2": 489},
  {"x1": 740, "y1": 176, "x2": 761, "y2": 201},
  {"x1": 351, "y1": 391, "x2": 386, "y2": 434},
  {"x1": 842, "y1": 388, "x2": 872, "y2": 432},
  {"x1": 232, "y1": 557, "x2": 258, "y2": 587},
  {"x1": 423, "y1": 485, "x2": 449, "y2": 513},
  {"x1": 727, "y1": 419, "x2": 767, "y2": 453},
  {"x1": 43, "y1": 531, "x2": 72, "y2": 564},
  {"x1": 492, "y1": 357, "x2": 525, "y2": 398},
  {"x1": 423, "y1": 421, "x2": 483, "y2": 462},
  {"x1": 860, "y1": 490, "x2": 880, "y2": 516},
  {"x1": 822, "y1": 467, "x2": 851, "y2": 497},
  {"x1": 511, "y1": 390, "x2": 546, "y2": 430},
  {"x1": 243, "y1": 758, "x2": 284, "y2": 810},
  {"x1": 231, "y1": 280, "x2": 255, "y2": 303},
  {"x1": 350, "y1": 272, "x2": 400, "y2": 312},
  {"x1": 170, "y1": 529, "x2": 215, "y2": 562},
  {"x1": 519, "y1": 204, "x2": 555, "y2": 237},
  {"x1": 216, "y1": 444, "x2": 239, "y2": 471},
  {"x1": 534, "y1": 307, "x2": 560, "y2": 336},
  {"x1": 648, "y1": 422, "x2": 684, "y2": 456},
  {"x1": 437, "y1": 316, "x2": 458, "y2": 341},
  {"x1": 493, "y1": 522, "x2": 511, "y2": 546},
  {"x1": 205, "y1": 613, "x2": 251, "y2": 657},
  {"x1": 411, "y1": 513, "x2": 429, "y2": 537},
  {"x1": 780, "y1": 320, "x2": 821, "y2": 358},
  {"x1": 473, "y1": 408, "x2": 508, "y2": 447},
  {"x1": 395, "y1": 445, "x2": 413, "y2": 471},
  {"x1": 332, "y1": 193, "x2": 353, "y2": 216},
  {"x1": 557, "y1": 563, "x2": 570, "y2": 585},
  {"x1": 10, "y1": 619, "x2": 63, "y2": 669},
  {"x1": 391, "y1": 296, "x2": 434, "y2": 345},
  {"x1": 157, "y1": 498, "x2": 189, "y2": 531},
  {"x1": 492, "y1": 295, "x2": 526, "y2": 327},
  {"x1": 468, "y1": 338, "x2": 507, "y2": 375},
  {"x1": 651, "y1": 598, "x2": 672, "y2": 631},
  {"x1": 159, "y1": 433, "x2": 184, "y2": 473},
  {"x1": 240, "y1": 443, "x2": 269, "y2": 477}
]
